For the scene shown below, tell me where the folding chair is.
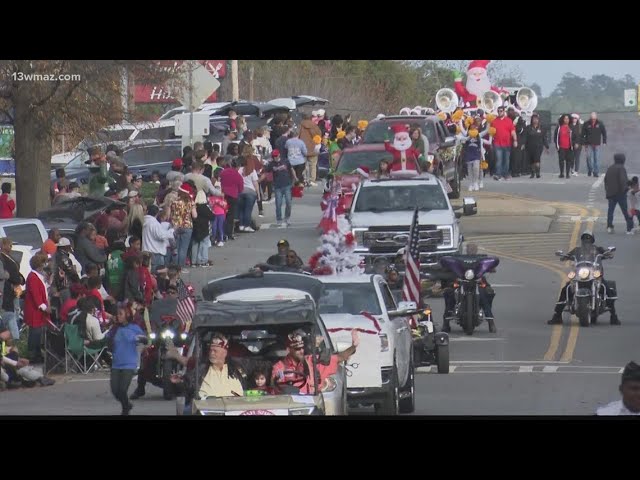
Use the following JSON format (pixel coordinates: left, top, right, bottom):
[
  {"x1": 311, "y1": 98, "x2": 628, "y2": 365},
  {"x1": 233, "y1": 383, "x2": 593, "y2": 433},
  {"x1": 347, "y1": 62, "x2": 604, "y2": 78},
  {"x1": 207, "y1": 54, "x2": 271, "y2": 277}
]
[
  {"x1": 43, "y1": 321, "x2": 66, "y2": 376},
  {"x1": 63, "y1": 324, "x2": 107, "y2": 375}
]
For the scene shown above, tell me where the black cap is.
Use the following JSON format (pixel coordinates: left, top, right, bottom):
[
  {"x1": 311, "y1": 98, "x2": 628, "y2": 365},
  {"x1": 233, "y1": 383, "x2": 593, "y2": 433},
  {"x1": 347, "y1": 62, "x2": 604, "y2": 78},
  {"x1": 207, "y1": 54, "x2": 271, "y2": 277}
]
[{"x1": 622, "y1": 361, "x2": 640, "y2": 383}]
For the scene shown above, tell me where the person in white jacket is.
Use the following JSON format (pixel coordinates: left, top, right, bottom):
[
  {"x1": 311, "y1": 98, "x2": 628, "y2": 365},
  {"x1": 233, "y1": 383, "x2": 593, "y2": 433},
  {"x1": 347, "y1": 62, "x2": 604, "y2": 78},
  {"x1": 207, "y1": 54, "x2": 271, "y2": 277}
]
[
  {"x1": 627, "y1": 176, "x2": 639, "y2": 231},
  {"x1": 142, "y1": 205, "x2": 175, "y2": 269}
]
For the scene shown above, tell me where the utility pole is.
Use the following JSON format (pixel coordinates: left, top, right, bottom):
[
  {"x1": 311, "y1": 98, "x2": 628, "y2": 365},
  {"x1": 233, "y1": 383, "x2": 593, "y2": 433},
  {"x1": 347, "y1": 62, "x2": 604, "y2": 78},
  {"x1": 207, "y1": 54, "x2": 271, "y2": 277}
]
[
  {"x1": 249, "y1": 65, "x2": 254, "y2": 102},
  {"x1": 121, "y1": 66, "x2": 129, "y2": 121},
  {"x1": 189, "y1": 60, "x2": 194, "y2": 147},
  {"x1": 232, "y1": 60, "x2": 239, "y2": 101}
]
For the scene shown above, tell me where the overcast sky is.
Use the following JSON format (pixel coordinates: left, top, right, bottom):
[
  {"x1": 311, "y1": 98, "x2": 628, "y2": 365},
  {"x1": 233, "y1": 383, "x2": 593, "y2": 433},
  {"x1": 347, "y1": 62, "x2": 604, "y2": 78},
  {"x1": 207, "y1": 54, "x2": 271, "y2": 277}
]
[{"x1": 501, "y1": 60, "x2": 640, "y2": 96}]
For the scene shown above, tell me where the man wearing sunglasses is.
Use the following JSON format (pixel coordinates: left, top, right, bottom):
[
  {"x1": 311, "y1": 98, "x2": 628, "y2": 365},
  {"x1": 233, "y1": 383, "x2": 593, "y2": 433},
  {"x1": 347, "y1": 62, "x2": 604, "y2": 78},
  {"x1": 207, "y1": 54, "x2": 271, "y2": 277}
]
[{"x1": 491, "y1": 106, "x2": 517, "y2": 181}]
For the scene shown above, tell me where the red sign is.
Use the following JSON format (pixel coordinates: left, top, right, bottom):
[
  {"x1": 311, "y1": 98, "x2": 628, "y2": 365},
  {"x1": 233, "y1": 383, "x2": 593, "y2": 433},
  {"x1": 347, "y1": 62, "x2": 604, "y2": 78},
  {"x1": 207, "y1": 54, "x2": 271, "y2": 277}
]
[{"x1": 134, "y1": 60, "x2": 226, "y2": 104}]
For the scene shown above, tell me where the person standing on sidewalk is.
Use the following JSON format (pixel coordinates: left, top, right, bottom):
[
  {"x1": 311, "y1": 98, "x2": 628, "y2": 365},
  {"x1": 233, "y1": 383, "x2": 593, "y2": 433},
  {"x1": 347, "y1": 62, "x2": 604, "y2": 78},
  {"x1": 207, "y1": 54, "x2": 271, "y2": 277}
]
[
  {"x1": 523, "y1": 113, "x2": 549, "y2": 179},
  {"x1": 508, "y1": 107, "x2": 527, "y2": 177},
  {"x1": 220, "y1": 159, "x2": 244, "y2": 241},
  {"x1": 604, "y1": 153, "x2": 633, "y2": 235},
  {"x1": 570, "y1": 114, "x2": 583, "y2": 176},
  {"x1": 490, "y1": 106, "x2": 517, "y2": 180},
  {"x1": 554, "y1": 114, "x2": 574, "y2": 179},
  {"x1": 260, "y1": 149, "x2": 297, "y2": 228},
  {"x1": 285, "y1": 129, "x2": 308, "y2": 185},
  {"x1": 299, "y1": 113, "x2": 322, "y2": 186},
  {"x1": 627, "y1": 176, "x2": 639, "y2": 231},
  {"x1": 582, "y1": 112, "x2": 607, "y2": 178}
]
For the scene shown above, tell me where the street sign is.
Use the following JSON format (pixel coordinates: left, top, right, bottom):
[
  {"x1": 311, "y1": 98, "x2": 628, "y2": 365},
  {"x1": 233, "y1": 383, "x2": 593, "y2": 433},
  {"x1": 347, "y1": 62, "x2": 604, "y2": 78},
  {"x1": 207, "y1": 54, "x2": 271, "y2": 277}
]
[
  {"x1": 173, "y1": 61, "x2": 221, "y2": 111},
  {"x1": 624, "y1": 88, "x2": 636, "y2": 107}
]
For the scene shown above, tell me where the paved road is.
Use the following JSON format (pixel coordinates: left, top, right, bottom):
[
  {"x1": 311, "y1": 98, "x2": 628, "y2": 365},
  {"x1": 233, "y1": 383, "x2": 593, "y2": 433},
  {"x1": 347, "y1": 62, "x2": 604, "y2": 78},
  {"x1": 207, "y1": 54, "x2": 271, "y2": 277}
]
[{"x1": 2, "y1": 164, "x2": 638, "y2": 415}]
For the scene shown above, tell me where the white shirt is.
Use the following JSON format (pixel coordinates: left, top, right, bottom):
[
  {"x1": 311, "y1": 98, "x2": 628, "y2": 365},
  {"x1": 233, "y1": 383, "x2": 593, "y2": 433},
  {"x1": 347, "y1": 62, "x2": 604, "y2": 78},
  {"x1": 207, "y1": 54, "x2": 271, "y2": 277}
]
[
  {"x1": 596, "y1": 400, "x2": 640, "y2": 416},
  {"x1": 238, "y1": 167, "x2": 259, "y2": 192},
  {"x1": 33, "y1": 270, "x2": 49, "y2": 311}
]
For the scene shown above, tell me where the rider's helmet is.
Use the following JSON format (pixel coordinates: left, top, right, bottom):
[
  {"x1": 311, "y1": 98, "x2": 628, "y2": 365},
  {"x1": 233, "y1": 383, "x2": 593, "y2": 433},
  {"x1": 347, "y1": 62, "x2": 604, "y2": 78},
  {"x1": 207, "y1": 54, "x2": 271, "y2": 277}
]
[{"x1": 581, "y1": 231, "x2": 595, "y2": 245}]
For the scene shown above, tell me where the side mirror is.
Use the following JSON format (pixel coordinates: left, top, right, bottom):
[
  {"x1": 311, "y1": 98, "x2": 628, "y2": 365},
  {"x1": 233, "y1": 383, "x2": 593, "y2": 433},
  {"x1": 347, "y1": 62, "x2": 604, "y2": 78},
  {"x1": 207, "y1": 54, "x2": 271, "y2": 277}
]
[
  {"x1": 398, "y1": 301, "x2": 417, "y2": 311},
  {"x1": 462, "y1": 197, "x2": 477, "y2": 216},
  {"x1": 607, "y1": 246, "x2": 616, "y2": 252},
  {"x1": 555, "y1": 250, "x2": 564, "y2": 257},
  {"x1": 441, "y1": 136, "x2": 456, "y2": 148}
]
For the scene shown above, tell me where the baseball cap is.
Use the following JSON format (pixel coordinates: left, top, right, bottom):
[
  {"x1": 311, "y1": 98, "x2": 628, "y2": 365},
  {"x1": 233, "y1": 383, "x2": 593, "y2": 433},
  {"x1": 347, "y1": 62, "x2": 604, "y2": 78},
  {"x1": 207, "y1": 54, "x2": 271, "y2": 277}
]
[
  {"x1": 172, "y1": 158, "x2": 183, "y2": 169},
  {"x1": 272, "y1": 149, "x2": 280, "y2": 157},
  {"x1": 286, "y1": 331, "x2": 305, "y2": 350},
  {"x1": 56, "y1": 237, "x2": 71, "y2": 247},
  {"x1": 277, "y1": 239, "x2": 289, "y2": 248},
  {"x1": 131, "y1": 174, "x2": 142, "y2": 182}
]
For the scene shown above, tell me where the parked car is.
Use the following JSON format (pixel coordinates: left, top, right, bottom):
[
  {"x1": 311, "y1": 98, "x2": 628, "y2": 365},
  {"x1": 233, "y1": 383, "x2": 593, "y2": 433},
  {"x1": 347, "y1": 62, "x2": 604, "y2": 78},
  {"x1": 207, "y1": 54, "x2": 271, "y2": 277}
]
[
  {"x1": 317, "y1": 274, "x2": 415, "y2": 415},
  {"x1": 52, "y1": 139, "x2": 182, "y2": 184},
  {"x1": 38, "y1": 196, "x2": 126, "y2": 224},
  {"x1": 0, "y1": 218, "x2": 49, "y2": 251},
  {"x1": 194, "y1": 271, "x2": 347, "y2": 416},
  {"x1": 361, "y1": 115, "x2": 462, "y2": 198}
]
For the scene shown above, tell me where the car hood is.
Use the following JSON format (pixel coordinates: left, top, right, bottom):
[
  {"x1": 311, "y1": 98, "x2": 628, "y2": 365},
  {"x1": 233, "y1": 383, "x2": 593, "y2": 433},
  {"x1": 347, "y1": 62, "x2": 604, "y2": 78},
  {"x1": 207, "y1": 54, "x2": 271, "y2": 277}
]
[
  {"x1": 194, "y1": 394, "x2": 321, "y2": 415},
  {"x1": 350, "y1": 210, "x2": 454, "y2": 228}
]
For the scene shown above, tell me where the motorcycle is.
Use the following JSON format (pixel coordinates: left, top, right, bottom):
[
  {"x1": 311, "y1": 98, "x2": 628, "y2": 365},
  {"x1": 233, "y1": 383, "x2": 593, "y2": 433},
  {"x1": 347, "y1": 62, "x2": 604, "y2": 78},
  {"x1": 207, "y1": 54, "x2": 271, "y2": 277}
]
[
  {"x1": 142, "y1": 314, "x2": 189, "y2": 400},
  {"x1": 405, "y1": 305, "x2": 450, "y2": 373},
  {"x1": 439, "y1": 255, "x2": 500, "y2": 335},
  {"x1": 555, "y1": 246, "x2": 616, "y2": 327}
]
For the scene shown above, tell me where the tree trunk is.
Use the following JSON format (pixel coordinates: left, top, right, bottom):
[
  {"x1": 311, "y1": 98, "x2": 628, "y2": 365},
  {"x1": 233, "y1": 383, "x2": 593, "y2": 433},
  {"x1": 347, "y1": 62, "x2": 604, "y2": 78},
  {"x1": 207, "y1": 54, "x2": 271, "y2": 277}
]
[{"x1": 14, "y1": 86, "x2": 53, "y2": 218}]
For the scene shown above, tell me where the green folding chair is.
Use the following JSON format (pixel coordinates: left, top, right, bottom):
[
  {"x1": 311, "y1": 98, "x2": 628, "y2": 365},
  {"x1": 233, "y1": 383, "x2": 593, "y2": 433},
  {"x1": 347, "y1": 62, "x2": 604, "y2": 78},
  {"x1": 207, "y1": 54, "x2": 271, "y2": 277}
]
[{"x1": 63, "y1": 324, "x2": 106, "y2": 374}]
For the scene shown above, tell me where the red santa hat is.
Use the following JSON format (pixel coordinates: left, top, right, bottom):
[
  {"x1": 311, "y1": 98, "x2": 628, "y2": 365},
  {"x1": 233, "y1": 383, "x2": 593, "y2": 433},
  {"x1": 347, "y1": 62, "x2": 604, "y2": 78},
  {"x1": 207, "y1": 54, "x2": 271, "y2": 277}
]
[
  {"x1": 468, "y1": 60, "x2": 490, "y2": 71},
  {"x1": 390, "y1": 124, "x2": 409, "y2": 135},
  {"x1": 354, "y1": 165, "x2": 370, "y2": 178}
]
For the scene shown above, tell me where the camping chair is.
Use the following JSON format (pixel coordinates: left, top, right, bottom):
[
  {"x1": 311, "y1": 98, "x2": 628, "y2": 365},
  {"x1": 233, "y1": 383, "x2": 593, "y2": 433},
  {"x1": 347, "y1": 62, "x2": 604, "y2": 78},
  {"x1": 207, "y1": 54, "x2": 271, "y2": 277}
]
[
  {"x1": 43, "y1": 320, "x2": 66, "y2": 375},
  {"x1": 63, "y1": 324, "x2": 107, "y2": 375}
]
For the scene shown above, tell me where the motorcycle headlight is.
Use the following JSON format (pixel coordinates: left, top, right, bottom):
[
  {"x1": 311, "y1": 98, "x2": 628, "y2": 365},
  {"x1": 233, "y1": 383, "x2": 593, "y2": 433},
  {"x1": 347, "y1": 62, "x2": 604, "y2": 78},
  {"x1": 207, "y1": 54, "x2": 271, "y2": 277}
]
[
  {"x1": 593, "y1": 270, "x2": 602, "y2": 278},
  {"x1": 464, "y1": 269, "x2": 475, "y2": 280},
  {"x1": 180, "y1": 333, "x2": 188, "y2": 340},
  {"x1": 149, "y1": 333, "x2": 157, "y2": 340},
  {"x1": 578, "y1": 268, "x2": 591, "y2": 280},
  {"x1": 161, "y1": 330, "x2": 175, "y2": 340},
  {"x1": 567, "y1": 271, "x2": 576, "y2": 279}
]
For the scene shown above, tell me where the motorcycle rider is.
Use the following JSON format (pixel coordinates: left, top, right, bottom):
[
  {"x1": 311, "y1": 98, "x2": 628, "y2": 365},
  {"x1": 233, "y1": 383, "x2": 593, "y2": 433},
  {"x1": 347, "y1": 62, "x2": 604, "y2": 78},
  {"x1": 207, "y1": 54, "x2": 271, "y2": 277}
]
[
  {"x1": 548, "y1": 231, "x2": 619, "y2": 325},
  {"x1": 441, "y1": 243, "x2": 497, "y2": 333}
]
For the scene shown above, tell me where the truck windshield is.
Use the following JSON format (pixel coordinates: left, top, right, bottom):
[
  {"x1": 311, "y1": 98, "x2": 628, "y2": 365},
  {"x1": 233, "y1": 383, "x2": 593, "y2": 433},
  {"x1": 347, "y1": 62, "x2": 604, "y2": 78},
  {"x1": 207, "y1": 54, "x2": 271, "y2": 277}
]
[
  {"x1": 354, "y1": 184, "x2": 449, "y2": 212},
  {"x1": 318, "y1": 283, "x2": 382, "y2": 315}
]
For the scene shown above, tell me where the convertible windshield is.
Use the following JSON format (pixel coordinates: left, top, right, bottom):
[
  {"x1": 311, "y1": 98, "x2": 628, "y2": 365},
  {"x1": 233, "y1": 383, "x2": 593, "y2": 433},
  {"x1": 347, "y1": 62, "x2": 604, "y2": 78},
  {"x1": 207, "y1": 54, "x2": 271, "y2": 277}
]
[{"x1": 354, "y1": 184, "x2": 448, "y2": 213}]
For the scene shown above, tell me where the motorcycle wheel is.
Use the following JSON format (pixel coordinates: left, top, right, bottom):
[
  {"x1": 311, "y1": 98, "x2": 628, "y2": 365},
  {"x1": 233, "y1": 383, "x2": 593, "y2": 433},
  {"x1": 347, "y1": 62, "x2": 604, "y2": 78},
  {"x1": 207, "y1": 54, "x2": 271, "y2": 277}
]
[
  {"x1": 577, "y1": 297, "x2": 590, "y2": 327},
  {"x1": 464, "y1": 294, "x2": 475, "y2": 335},
  {"x1": 436, "y1": 345, "x2": 450, "y2": 374},
  {"x1": 162, "y1": 358, "x2": 175, "y2": 400}
]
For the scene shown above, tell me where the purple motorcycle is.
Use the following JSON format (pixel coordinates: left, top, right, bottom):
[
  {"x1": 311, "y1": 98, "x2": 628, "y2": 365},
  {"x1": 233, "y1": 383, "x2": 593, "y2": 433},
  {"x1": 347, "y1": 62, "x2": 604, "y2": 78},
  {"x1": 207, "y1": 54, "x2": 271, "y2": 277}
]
[{"x1": 439, "y1": 255, "x2": 499, "y2": 335}]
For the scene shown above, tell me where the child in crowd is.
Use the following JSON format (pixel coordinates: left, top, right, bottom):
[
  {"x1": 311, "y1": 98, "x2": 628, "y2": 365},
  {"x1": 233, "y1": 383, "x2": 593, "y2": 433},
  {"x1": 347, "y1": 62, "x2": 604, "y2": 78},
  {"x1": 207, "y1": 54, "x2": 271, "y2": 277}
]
[{"x1": 209, "y1": 192, "x2": 228, "y2": 247}]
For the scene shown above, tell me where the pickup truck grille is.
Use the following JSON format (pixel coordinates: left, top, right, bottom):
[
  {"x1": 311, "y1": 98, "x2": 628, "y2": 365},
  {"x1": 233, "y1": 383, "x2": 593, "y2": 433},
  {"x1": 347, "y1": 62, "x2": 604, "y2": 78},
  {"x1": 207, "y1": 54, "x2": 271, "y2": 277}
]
[{"x1": 363, "y1": 225, "x2": 445, "y2": 254}]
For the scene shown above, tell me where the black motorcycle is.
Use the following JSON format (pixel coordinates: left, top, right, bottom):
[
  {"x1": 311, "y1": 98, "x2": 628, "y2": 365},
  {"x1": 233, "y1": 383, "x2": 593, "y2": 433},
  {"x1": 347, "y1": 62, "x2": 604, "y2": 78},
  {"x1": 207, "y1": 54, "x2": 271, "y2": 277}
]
[
  {"x1": 406, "y1": 305, "x2": 450, "y2": 373},
  {"x1": 440, "y1": 255, "x2": 500, "y2": 335},
  {"x1": 143, "y1": 315, "x2": 189, "y2": 400},
  {"x1": 555, "y1": 246, "x2": 616, "y2": 327}
]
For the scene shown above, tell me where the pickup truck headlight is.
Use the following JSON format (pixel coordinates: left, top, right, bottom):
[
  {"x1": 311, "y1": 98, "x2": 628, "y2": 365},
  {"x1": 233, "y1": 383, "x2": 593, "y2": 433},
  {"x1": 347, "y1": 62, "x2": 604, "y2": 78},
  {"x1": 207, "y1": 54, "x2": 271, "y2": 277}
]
[
  {"x1": 379, "y1": 334, "x2": 389, "y2": 352},
  {"x1": 352, "y1": 228, "x2": 366, "y2": 246}
]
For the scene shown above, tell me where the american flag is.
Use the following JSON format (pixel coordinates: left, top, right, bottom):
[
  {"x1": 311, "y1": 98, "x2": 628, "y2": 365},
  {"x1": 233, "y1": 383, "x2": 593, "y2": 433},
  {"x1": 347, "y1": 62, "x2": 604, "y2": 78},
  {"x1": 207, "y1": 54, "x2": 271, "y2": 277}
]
[
  {"x1": 176, "y1": 296, "x2": 196, "y2": 326},
  {"x1": 402, "y1": 207, "x2": 421, "y2": 309}
]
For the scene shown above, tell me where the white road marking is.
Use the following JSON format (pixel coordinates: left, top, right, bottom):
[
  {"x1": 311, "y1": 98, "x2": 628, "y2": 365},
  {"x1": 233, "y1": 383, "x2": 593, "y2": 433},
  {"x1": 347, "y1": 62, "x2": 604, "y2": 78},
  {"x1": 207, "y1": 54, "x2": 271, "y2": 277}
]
[
  {"x1": 450, "y1": 366, "x2": 457, "y2": 373},
  {"x1": 542, "y1": 366, "x2": 559, "y2": 373},
  {"x1": 519, "y1": 366, "x2": 534, "y2": 373}
]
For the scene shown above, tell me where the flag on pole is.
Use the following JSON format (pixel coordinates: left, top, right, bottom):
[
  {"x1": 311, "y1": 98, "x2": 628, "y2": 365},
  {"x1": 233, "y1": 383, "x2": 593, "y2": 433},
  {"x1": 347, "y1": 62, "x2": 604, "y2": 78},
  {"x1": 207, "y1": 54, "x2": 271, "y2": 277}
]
[
  {"x1": 402, "y1": 207, "x2": 421, "y2": 311},
  {"x1": 176, "y1": 296, "x2": 196, "y2": 325}
]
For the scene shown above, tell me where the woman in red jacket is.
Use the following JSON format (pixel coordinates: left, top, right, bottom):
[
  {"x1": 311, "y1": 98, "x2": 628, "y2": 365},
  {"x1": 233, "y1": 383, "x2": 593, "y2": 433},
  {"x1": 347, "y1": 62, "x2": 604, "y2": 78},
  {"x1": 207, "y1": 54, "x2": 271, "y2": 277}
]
[
  {"x1": 24, "y1": 253, "x2": 51, "y2": 363},
  {"x1": 0, "y1": 182, "x2": 16, "y2": 219}
]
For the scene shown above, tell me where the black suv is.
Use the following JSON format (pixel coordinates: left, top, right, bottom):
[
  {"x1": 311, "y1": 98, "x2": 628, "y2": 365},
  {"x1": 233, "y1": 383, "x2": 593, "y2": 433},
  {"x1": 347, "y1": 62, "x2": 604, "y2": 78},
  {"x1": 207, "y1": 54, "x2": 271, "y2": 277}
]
[
  {"x1": 52, "y1": 139, "x2": 182, "y2": 185},
  {"x1": 362, "y1": 115, "x2": 461, "y2": 198}
]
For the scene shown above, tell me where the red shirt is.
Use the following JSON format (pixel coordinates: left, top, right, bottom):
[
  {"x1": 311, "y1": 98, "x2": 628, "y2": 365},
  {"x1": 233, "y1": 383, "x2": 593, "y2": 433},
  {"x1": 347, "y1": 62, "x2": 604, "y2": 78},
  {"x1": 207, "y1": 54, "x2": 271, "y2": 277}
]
[
  {"x1": 220, "y1": 167, "x2": 245, "y2": 199},
  {"x1": 491, "y1": 116, "x2": 515, "y2": 147},
  {"x1": 59, "y1": 298, "x2": 78, "y2": 323},
  {"x1": 42, "y1": 238, "x2": 57, "y2": 256},
  {"x1": 558, "y1": 125, "x2": 571, "y2": 149},
  {"x1": 0, "y1": 193, "x2": 15, "y2": 219}
]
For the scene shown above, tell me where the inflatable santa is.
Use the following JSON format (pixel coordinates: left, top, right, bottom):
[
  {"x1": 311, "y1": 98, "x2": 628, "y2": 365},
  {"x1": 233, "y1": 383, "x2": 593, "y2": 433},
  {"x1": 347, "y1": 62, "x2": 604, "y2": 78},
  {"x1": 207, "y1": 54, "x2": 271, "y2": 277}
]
[
  {"x1": 384, "y1": 124, "x2": 422, "y2": 177},
  {"x1": 454, "y1": 60, "x2": 507, "y2": 107}
]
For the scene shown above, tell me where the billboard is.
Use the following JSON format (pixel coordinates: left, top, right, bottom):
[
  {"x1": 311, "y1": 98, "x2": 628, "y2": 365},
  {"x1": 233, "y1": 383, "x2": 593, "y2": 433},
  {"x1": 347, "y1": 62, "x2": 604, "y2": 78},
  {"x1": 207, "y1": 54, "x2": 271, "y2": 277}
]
[{"x1": 134, "y1": 60, "x2": 226, "y2": 104}]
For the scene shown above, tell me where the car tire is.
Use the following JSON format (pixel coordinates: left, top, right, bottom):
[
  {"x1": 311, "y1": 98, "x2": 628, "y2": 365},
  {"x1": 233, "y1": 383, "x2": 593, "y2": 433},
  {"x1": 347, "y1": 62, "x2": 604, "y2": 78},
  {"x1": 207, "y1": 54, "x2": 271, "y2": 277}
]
[
  {"x1": 375, "y1": 364, "x2": 399, "y2": 416},
  {"x1": 398, "y1": 359, "x2": 415, "y2": 414}
]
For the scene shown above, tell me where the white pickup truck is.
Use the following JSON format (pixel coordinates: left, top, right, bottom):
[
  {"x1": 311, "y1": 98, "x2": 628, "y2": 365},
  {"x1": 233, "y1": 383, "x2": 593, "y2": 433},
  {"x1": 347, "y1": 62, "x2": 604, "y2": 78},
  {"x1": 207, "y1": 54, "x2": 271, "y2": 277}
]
[{"x1": 317, "y1": 274, "x2": 415, "y2": 415}]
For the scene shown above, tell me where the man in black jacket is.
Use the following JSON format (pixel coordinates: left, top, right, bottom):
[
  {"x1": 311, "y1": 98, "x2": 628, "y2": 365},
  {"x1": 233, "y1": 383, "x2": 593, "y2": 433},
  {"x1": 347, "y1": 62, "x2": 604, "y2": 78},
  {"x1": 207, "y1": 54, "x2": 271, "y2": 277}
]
[
  {"x1": 604, "y1": 153, "x2": 633, "y2": 234},
  {"x1": 582, "y1": 112, "x2": 607, "y2": 177},
  {"x1": 508, "y1": 108, "x2": 527, "y2": 177},
  {"x1": 0, "y1": 238, "x2": 24, "y2": 344}
]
